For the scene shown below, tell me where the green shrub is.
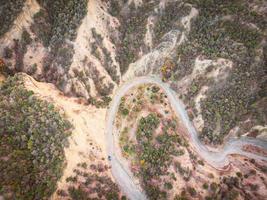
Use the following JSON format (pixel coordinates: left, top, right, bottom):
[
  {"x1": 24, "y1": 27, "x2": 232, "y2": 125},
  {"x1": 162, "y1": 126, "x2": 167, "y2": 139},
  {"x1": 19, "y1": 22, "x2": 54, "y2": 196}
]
[
  {"x1": 111, "y1": 1, "x2": 158, "y2": 74},
  {"x1": 172, "y1": 0, "x2": 265, "y2": 144},
  {"x1": 0, "y1": 0, "x2": 25, "y2": 36},
  {"x1": 187, "y1": 187, "x2": 197, "y2": 197},
  {"x1": 68, "y1": 186, "x2": 88, "y2": 200},
  {"x1": 13, "y1": 30, "x2": 32, "y2": 73},
  {"x1": 27, "y1": 63, "x2": 38, "y2": 75},
  {"x1": 236, "y1": 172, "x2": 242, "y2": 178},
  {"x1": 203, "y1": 183, "x2": 208, "y2": 189},
  {"x1": 151, "y1": 86, "x2": 160, "y2": 93},
  {"x1": 3, "y1": 47, "x2": 13, "y2": 59},
  {"x1": 153, "y1": 1, "x2": 191, "y2": 45},
  {"x1": 0, "y1": 74, "x2": 72, "y2": 199},
  {"x1": 164, "y1": 182, "x2": 173, "y2": 190},
  {"x1": 30, "y1": 0, "x2": 89, "y2": 98},
  {"x1": 36, "y1": 0, "x2": 88, "y2": 47},
  {"x1": 174, "y1": 194, "x2": 188, "y2": 200},
  {"x1": 210, "y1": 182, "x2": 218, "y2": 192},
  {"x1": 121, "y1": 108, "x2": 129, "y2": 116}
]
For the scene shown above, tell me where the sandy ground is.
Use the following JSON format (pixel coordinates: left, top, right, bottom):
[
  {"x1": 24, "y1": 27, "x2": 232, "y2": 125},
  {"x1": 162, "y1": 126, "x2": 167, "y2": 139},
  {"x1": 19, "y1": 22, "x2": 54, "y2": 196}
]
[
  {"x1": 193, "y1": 86, "x2": 208, "y2": 131},
  {"x1": 181, "y1": 6, "x2": 198, "y2": 33},
  {"x1": 113, "y1": 82, "x2": 254, "y2": 199},
  {"x1": 68, "y1": 0, "x2": 120, "y2": 97},
  {"x1": 0, "y1": 74, "x2": 5, "y2": 83},
  {"x1": 122, "y1": 5, "x2": 197, "y2": 82},
  {"x1": 175, "y1": 57, "x2": 233, "y2": 133},
  {"x1": 0, "y1": 0, "x2": 40, "y2": 54},
  {"x1": 113, "y1": 83, "x2": 215, "y2": 198},
  {"x1": 22, "y1": 74, "x2": 112, "y2": 198},
  {"x1": 23, "y1": 39, "x2": 46, "y2": 76},
  {"x1": 144, "y1": 16, "x2": 154, "y2": 50},
  {"x1": 0, "y1": 0, "x2": 45, "y2": 77}
]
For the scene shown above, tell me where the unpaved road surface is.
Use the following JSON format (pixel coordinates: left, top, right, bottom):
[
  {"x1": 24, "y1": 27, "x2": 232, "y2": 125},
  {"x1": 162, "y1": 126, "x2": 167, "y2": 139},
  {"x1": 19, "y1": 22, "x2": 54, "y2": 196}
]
[{"x1": 106, "y1": 76, "x2": 267, "y2": 200}]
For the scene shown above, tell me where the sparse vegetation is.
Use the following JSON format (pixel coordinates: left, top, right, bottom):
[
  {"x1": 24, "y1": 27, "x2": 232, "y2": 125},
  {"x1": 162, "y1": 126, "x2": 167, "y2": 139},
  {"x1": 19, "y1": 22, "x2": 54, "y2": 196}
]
[
  {"x1": 187, "y1": 187, "x2": 197, "y2": 197},
  {"x1": 109, "y1": 1, "x2": 159, "y2": 74},
  {"x1": 0, "y1": 0, "x2": 25, "y2": 36},
  {"x1": 87, "y1": 96, "x2": 112, "y2": 108},
  {"x1": 88, "y1": 65, "x2": 114, "y2": 96},
  {"x1": 116, "y1": 85, "x2": 223, "y2": 199},
  {"x1": 60, "y1": 162, "x2": 124, "y2": 200},
  {"x1": 90, "y1": 28, "x2": 119, "y2": 83}
]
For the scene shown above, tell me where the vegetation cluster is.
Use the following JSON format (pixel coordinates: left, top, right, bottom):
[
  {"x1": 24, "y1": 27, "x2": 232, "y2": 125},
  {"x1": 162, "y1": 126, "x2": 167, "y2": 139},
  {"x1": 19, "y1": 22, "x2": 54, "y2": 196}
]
[
  {"x1": 153, "y1": 1, "x2": 191, "y2": 46},
  {"x1": 57, "y1": 162, "x2": 126, "y2": 200},
  {"x1": 136, "y1": 113, "x2": 185, "y2": 199},
  {"x1": 108, "y1": 1, "x2": 159, "y2": 74},
  {"x1": 90, "y1": 28, "x2": 119, "y2": 83},
  {"x1": 33, "y1": 0, "x2": 88, "y2": 47},
  {"x1": 173, "y1": 0, "x2": 266, "y2": 144},
  {"x1": 14, "y1": 30, "x2": 33, "y2": 73},
  {"x1": 0, "y1": 74, "x2": 72, "y2": 199},
  {"x1": 108, "y1": 0, "x2": 192, "y2": 75},
  {"x1": 117, "y1": 85, "x2": 191, "y2": 199},
  {"x1": 30, "y1": 0, "x2": 88, "y2": 95},
  {"x1": 0, "y1": 0, "x2": 25, "y2": 37}
]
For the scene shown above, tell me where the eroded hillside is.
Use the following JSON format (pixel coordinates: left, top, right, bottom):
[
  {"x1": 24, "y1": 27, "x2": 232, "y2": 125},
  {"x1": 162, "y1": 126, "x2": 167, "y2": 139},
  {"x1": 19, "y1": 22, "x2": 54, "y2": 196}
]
[
  {"x1": 1, "y1": 0, "x2": 266, "y2": 145},
  {"x1": 0, "y1": 0, "x2": 266, "y2": 199}
]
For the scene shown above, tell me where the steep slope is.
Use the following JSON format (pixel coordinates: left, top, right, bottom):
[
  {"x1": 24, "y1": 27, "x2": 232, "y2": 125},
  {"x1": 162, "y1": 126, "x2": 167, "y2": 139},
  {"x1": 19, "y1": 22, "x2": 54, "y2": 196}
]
[
  {"x1": 0, "y1": 74, "x2": 72, "y2": 199},
  {"x1": 22, "y1": 73, "x2": 125, "y2": 199},
  {"x1": 0, "y1": 0, "x2": 118, "y2": 101},
  {"x1": 0, "y1": 0, "x2": 267, "y2": 199}
]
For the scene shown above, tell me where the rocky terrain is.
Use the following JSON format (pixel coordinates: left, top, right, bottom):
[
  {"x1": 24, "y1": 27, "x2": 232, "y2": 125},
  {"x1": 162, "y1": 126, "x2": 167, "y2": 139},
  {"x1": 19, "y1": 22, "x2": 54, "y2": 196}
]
[{"x1": 0, "y1": 0, "x2": 266, "y2": 199}]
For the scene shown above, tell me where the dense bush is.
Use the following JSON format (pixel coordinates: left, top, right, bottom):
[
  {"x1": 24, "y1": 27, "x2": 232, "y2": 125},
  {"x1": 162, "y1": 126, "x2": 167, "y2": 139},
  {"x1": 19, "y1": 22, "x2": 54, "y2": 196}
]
[
  {"x1": 14, "y1": 29, "x2": 32, "y2": 72},
  {"x1": 172, "y1": 0, "x2": 266, "y2": 144},
  {"x1": 31, "y1": 9, "x2": 51, "y2": 47},
  {"x1": 153, "y1": 1, "x2": 191, "y2": 46},
  {"x1": 30, "y1": 0, "x2": 88, "y2": 97},
  {"x1": 0, "y1": 74, "x2": 72, "y2": 199},
  {"x1": 109, "y1": 1, "x2": 158, "y2": 74},
  {"x1": 135, "y1": 113, "x2": 186, "y2": 199},
  {"x1": 0, "y1": 0, "x2": 25, "y2": 36},
  {"x1": 35, "y1": 0, "x2": 88, "y2": 47},
  {"x1": 187, "y1": 187, "x2": 197, "y2": 197}
]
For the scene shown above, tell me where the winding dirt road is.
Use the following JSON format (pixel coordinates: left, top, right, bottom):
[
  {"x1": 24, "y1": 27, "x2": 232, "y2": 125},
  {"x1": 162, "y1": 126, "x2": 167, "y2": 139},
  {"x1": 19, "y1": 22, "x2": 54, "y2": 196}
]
[{"x1": 105, "y1": 76, "x2": 267, "y2": 200}]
